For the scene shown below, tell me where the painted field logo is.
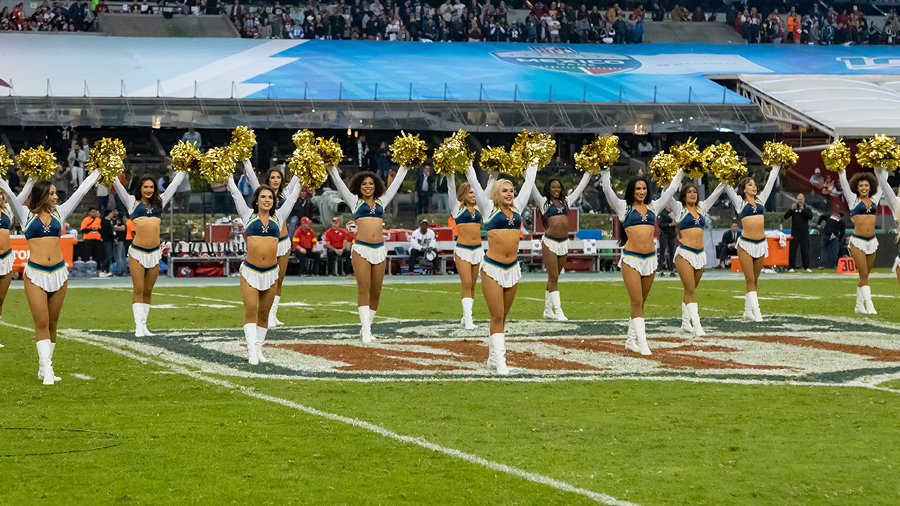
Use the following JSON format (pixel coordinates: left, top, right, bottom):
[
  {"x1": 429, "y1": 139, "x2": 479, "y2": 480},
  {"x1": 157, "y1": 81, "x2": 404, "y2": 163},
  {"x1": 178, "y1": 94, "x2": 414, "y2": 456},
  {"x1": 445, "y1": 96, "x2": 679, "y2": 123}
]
[{"x1": 492, "y1": 47, "x2": 641, "y2": 75}]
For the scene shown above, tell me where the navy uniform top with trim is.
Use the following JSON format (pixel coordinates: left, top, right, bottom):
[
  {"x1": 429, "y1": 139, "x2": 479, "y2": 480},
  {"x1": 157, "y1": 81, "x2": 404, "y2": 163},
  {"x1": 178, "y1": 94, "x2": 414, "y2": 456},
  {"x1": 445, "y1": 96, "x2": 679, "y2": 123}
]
[
  {"x1": 621, "y1": 205, "x2": 657, "y2": 229},
  {"x1": 738, "y1": 200, "x2": 766, "y2": 219},
  {"x1": 677, "y1": 209, "x2": 705, "y2": 230},
  {"x1": 850, "y1": 199, "x2": 877, "y2": 217},
  {"x1": 455, "y1": 206, "x2": 482, "y2": 225},
  {"x1": 245, "y1": 214, "x2": 282, "y2": 237},
  {"x1": 542, "y1": 200, "x2": 568, "y2": 219},
  {"x1": 0, "y1": 209, "x2": 11, "y2": 230},
  {"x1": 485, "y1": 207, "x2": 522, "y2": 231},
  {"x1": 838, "y1": 170, "x2": 884, "y2": 220},
  {"x1": 24, "y1": 212, "x2": 63, "y2": 240},
  {"x1": 354, "y1": 199, "x2": 384, "y2": 220},
  {"x1": 129, "y1": 201, "x2": 162, "y2": 220}
]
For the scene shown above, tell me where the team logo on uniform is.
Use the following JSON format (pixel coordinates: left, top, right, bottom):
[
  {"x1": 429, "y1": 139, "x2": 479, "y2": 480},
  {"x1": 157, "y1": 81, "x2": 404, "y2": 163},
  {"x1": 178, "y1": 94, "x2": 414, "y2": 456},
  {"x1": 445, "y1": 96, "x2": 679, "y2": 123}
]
[{"x1": 492, "y1": 46, "x2": 642, "y2": 75}]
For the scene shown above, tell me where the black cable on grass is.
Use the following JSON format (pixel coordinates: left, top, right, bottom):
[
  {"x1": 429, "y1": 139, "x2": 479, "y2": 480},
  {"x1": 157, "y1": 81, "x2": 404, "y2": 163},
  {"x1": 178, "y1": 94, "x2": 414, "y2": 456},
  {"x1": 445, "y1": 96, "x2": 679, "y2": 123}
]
[{"x1": 0, "y1": 427, "x2": 123, "y2": 457}]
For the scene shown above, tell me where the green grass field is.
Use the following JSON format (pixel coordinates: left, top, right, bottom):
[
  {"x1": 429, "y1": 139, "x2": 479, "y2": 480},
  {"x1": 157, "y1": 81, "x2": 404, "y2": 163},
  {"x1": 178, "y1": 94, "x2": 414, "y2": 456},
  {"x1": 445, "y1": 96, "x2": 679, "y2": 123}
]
[{"x1": 2, "y1": 273, "x2": 900, "y2": 505}]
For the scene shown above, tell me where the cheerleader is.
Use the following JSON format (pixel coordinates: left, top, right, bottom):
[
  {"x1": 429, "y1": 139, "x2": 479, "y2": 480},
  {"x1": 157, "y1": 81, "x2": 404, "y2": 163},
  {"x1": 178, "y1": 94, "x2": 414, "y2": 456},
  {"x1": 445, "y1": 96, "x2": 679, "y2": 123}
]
[
  {"x1": 447, "y1": 170, "x2": 484, "y2": 330},
  {"x1": 600, "y1": 169, "x2": 682, "y2": 355},
  {"x1": 667, "y1": 173, "x2": 727, "y2": 336},
  {"x1": 465, "y1": 165, "x2": 537, "y2": 374},
  {"x1": 226, "y1": 177, "x2": 301, "y2": 364},
  {"x1": 0, "y1": 183, "x2": 33, "y2": 345},
  {"x1": 874, "y1": 168, "x2": 900, "y2": 286},
  {"x1": 327, "y1": 166, "x2": 409, "y2": 343},
  {"x1": 839, "y1": 170, "x2": 884, "y2": 313},
  {"x1": 241, "y1": 162, "x2": 299, "y2": 327},
  {"x1": 0, "y1": 171, "x2": 100, "y2": 385},
  {"x1": 724, "y1": 167, "x2": 780, "y2": 321},
  {"x1": 112, "y1": 172, "x2": 187, "y2": 337},
  {"x1": 529, "y1": 172, "x2": 592, "y2": 320}
]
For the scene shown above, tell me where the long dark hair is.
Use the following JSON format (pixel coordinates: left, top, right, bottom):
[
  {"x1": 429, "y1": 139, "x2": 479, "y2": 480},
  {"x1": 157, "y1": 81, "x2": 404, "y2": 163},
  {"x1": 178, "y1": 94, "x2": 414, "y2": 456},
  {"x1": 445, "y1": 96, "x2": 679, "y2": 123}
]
[
  {"x1": 736, "y1": 177, "x2": 755, "y2": 201},
  {"x1": 28, "y1": 180, "x2": 54, "y2": 213},
  {"x1": 618, "y1": 176, "x2": 649, "y2": 247},
  {"x1": 265, "y1": 168, "x2": 286, "y2": 199},
  {"x1": 348, "y1": 171, "x2": 386, "y2": 199},
  {"x1": 132, "y1": 174, "x2": 162, "y2": 208},
  {"x1": 251, "y1": 184, "x2": 276, "y2": 215},
  {"x1": 678, "y1": 183, "x2": 698, "y2": 206},
  {"x1": 541, "y1": 177, "x2": 566, "y2": 226}
]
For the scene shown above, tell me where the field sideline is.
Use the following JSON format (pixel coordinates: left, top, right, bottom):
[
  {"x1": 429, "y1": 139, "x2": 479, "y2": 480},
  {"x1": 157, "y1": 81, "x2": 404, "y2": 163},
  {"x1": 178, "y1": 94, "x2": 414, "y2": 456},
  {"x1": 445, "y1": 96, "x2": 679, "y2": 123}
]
[{"x1": 2, "y1": 274, "x2": 899, "y2": 505}]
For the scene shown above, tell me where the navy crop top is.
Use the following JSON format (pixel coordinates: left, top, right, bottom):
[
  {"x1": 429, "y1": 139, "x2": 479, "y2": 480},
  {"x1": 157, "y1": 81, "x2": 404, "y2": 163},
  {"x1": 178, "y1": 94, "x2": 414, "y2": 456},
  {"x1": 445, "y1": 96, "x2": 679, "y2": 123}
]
[
  {"x1": 130, "y1": 201, "x2": 162, "y2": 220},
  {"x1": 622, "y1": 206, "x2": 656, "y2": 228},
  {"x1": 354, "y1": 199, "x2": 384, "y2": 220},
  {"x1": 245, "y1": 214, "x2": 281, "y2": 237},
  {"x1": 850, "y1": 199, "x2": 877, "y2": 217},
  {"x1": 738, "y1": 201, "x2": 766, "y2": 219},
  {"x1": 543, "y1": 200, "x2": 568, "y2": 219},
  {"x1": 677, "y1": 209, "x2": 705, "y2": 230},
  {"x1": 24, "y1": 212, "x2": 63, "y2": 240},
  {"x1": 485, "y1": 208, "x2": 522, "y2": 231},
  {"x1": 455, "y1": 206, "x2": 482, "y2": 225},
  {"x1": 0, "y1": 210, "x2": 10, "y2": 230}
]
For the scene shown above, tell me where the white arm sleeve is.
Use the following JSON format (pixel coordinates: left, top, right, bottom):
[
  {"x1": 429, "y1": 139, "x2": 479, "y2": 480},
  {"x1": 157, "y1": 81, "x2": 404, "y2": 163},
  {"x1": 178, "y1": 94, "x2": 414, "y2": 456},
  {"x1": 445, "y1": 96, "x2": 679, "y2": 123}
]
[
  {"x1": 448, "y1": 173, "x2": 460, "y2": 216},
  {"x1": 285, "y1": 174, "x2": 300, "y2": 196},
  {"x1": 758, "y1": 167, "x2": 780, "y2": 204},
  {"x1": 668, "y1": 198, "x2": 683, "y2": 217},
  {"x1": 485, "y1": 171, "x2": 498, "y2": 196},
  {"x1": 600, "y1": 171, "x2": 627, "y2": 220},
  {"x1": 838, "y1": 170, "x2": 856, "y2": 207},
  {"x1": 566, "y1": 172, "x2": 592, "y2": 207},
  {"x1": 18, "y1": 177, "x2": 36, "y2": 207},
  {"x1": 381, "y1": 165, "x2": 408, "y2": 206},
  {"x1": 0, "y1": 177, "x2": 28, "y2": 224},
  {"x1": 327, "y1": 166, "x2": 358, "y2": 207},
  {"x1": 531, "y1": 180, "x2": 546, "y2": 209},
  {"x1": 465, "y1": 165, "x2": 492, "y2": 213},
  {"x1": 651, "y1": 169, "x2": 684, "y2": 211},
  {"x1": 243, "y1": 160, "x2": 260, "y2": 191},
  {"x1": 700, "y1": 182, "x2": 728, "y2": 214},
  {"x1": 514, "y1": 164, "x2": 538, "y2": 211},
  {"x1": 162, "y1": 172, "x2": 186, "y2": 208},
  {"x1": 58, "y1": 170, "x2": 100, "y2": 222},
  {"x1": 112, "y1": 177, "x2": 136, "y2": 210},
  {"x1": 725, "y1": 186, "x2": 743, "y2": 210},
  {"x1": 227, "y1": 177, "x2": 252, "y2": 224},
  {"x1": 276, "y1": 177, "x2": 303, "y2": 224},
  {"x1": 875, "y1": 168, "x2": 898, "y2": 218}
]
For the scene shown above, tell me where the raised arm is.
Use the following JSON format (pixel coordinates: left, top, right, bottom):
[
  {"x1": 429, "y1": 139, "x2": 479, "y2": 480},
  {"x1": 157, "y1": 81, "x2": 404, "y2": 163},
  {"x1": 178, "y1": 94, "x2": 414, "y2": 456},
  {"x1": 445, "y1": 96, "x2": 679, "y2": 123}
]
[
  {"x1": 531, "y1": 180, "x2": 547, "y2": 208},
  {"x1": 700, "y1": 182, "x2": 728, "y2": 214},
  {"x1": 875, "y1": 168, "x2": 898, "y2": 218},
  {"x1": 838, "y1": 170, "x2": 855, "y2": 206},
  {"x1": 242, "y1": 160, "x2": 260, "y2": 191},
  {"x1": 758, "y1": 167, "x2": 780, "y2": 204},
  {"x1": 448, "y1": 172, "x2": 460, "y2": 216},
  {"x1": 112, "y1": 175, "x2": 136, "y2": 210},
  {"x1": 161, "y1": 171, "x2": 186, "y2": 208},
  {"x1": 465, "y1": 164, "x2": 491, "y2": 213},
  {"x1": 58, "y1": 170, "x2": 100, "y2": 222},
  {"x1": 600, "y1": 170, "x2": 627, "y2": 219},
  {"x1": 276, "y1": 177, "x2": 303, "y2": 224},
  {"x1": 381, "y1": 166, "x2": 408, "y2": 206},
  {"x1": 485, "y1": 171, "x2": 498, "y2": 196},
  {"x1": 651, "y1": 169, "x2": 684, "y2": 211},
  {"x1": 725, "y1": 186, "x2": 743, "y2": 210},
  {"x1": 18, "y1": 177, "x2": 36, "y2": 207},
  {"x1": 285, "y1": 174, "x2": 300, "y2": 196},
  {"x1": 513, "y1": 164, "x2": 538, "y2": 211},
  {"x1": 327, "y1": 166, "x2": 358, "y2": 207},
  {"x1": 565, "y1": 172, "x2": 592, "y2": 207},
  {"x1": 0, "y1": 177, "x2": 28, "y2": 225},
  {"x1": 226, "y1": 177, "x2": 252, "y2": 223}
]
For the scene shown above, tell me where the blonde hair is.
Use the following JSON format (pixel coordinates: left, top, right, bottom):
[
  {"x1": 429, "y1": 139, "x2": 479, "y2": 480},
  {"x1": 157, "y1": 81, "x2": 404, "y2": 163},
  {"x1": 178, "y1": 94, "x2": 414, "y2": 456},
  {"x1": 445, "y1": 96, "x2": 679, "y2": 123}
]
[
  {"x1": 490, "y1": 179, "x2": 515, "y2": 207},
  {"x1": 456, "y1": 181, "x2": 472, "y2": 203}
]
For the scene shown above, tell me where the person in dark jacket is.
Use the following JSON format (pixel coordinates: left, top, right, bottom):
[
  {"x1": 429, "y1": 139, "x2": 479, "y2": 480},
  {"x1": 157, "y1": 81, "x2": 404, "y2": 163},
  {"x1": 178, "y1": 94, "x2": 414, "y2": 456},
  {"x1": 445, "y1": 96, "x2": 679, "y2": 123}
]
[
  {"x1": 784, "y1": 193, "x2": 813, "y2": 272},
  {"x1": 657, "y1": 208, "x2": 676, "y2": 277},
  {"x1": 817, "y1": 211, "x2": 846, "y2": 269}
]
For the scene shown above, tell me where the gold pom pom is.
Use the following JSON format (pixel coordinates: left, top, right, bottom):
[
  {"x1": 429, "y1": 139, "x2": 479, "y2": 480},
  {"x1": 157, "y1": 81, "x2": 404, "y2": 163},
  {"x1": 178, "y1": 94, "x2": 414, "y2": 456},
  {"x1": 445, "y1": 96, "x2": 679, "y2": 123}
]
[
  {"x1": 669, "y1": 138, "x2": 706, "y2": 179},
  {"x1": 856, "y1": 134, "x2": 900, "y2": 170},
  {"x1": 315, "y1": 137, "x2": 344, "y2": 168},
  {"x1": 574, "y1": 135, "x2": 620, "y2": 174},
  {"x1": 292, "y1": 129, "x2": 316, "y2": 149},
  {"x1": 480, "y1": 146, "x2": 513, "y2": 175},
  {"x1": 649, "y1": 152, "x2": 680, "y2": 187},
  {"x1": 433, "y1": 130, "x2": 474, "y2": 176},
  {"x1": 761, "y1": 141, "x2": 799, "y2": 172},
  {"x1": 199, "y1": 147, "x2": 237, "y2": 185},
  {"x1": 16, "y1": 146, "x2": 58, "y2": 181},
  {"x1": 822, "y1": 139, "x2": 851, "y2": 173},
  {"x1": 87, "y1": 138, "x2": 128, "y2": 188},
  {"x1": 287, "y1": 145, "x2": 327, "y2": 189},
  {"x1": 0, "y1": 148, "x2": 12, "y2": 175},
  {"x1": 510, "y1": 129, "x2": 555, "y2": 169},
  {"x1": 390, "y1": 131, "x2": 428, "y2": 169},
  {"x1": 703, "y1": 142, "x2": 745, "y2": 187},
  {"x1": 229, "y1": 126, "x2": 257, "y2": 162},
  {"x1": 170, "y1": 141, "x2": 201, "y2": 173}
]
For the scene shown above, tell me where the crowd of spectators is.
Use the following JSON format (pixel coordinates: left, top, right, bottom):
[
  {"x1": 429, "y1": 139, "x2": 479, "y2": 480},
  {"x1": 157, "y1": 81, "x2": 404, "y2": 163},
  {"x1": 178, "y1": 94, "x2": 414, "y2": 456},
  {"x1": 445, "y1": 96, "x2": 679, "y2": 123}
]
[
  {"x1": 726, "y1": 4, "x2": 899, "y2": 45},
  {"x1": 0, "y1": 1, "x2": 98, "y2": 32}
]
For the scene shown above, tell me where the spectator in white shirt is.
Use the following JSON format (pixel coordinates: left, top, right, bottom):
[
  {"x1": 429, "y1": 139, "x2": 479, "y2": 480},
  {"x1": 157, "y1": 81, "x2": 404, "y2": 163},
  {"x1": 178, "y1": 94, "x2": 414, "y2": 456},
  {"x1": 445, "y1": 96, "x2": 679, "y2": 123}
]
[{"x1": 408, "y1": 219, "x2": 440, "y2": 274}]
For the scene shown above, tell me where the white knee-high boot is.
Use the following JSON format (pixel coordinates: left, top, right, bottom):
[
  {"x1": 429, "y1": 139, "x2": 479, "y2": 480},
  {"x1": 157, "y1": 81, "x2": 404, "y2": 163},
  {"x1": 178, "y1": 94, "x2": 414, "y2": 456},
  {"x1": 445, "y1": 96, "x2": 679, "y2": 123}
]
[
  {"x1": 489, "y1": 333, "x2": 509, "y2": 375},
  {"x1": 681, "y1": 302, "x2": 693, "y2": 333},
  {"x1": 549, "y1": 291, "x2": 567, "y2": 321},
  {"x1": 268, "y1": 295, "x2": 284, "y2": 327},
  {"x1": 855, "y1": 287, "x2": 867, "y2": 314},
  {"x1": 625, "y1": 318, "x2": 640, "y2": 354},
  {"x1": 747, "y1": 291, "x2": 763, "y2": 321},
  {"x1": 461, "y1": 297, "x2": 475, "y2": 330},
  {"x1": 37, "y1": 341, "x2": 62, "y2": 382},
  {"x1": 543, "y1": 291, "x2": 556, "y2": 319},
  {"x1": 743, "y1": 293, "x2": 755, "y2": 320},
  {"x1": 36, "y1": 340, "x2": 55, "y2": 385},
  {"x1": 862, "y1": 285, "x2": 877, "y2": 314},
  {"x1": 359, "y1": 306, "x2": 373, "y2": 343},
  {"x1": 633, "y1": 317, "x2": 651, "y2": 356},
  {"x1": 687, "y1": 302, "x2": 705, "y2": 337},
  {"x1": 369, "y1": 308, "x2": 378, "y2": 340},
  {"x1": 132, "y1": 303, "x2": 146, "y2": 337},
  {"x1": 140, "y1": 303, "x2": 154, "y2": 336},
  {"x1": 256, "y1": 326, "x2": 269, "y2": 363},
  {"x1": 243, "y1": 323, "x2": 258, "y2": 365}
]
